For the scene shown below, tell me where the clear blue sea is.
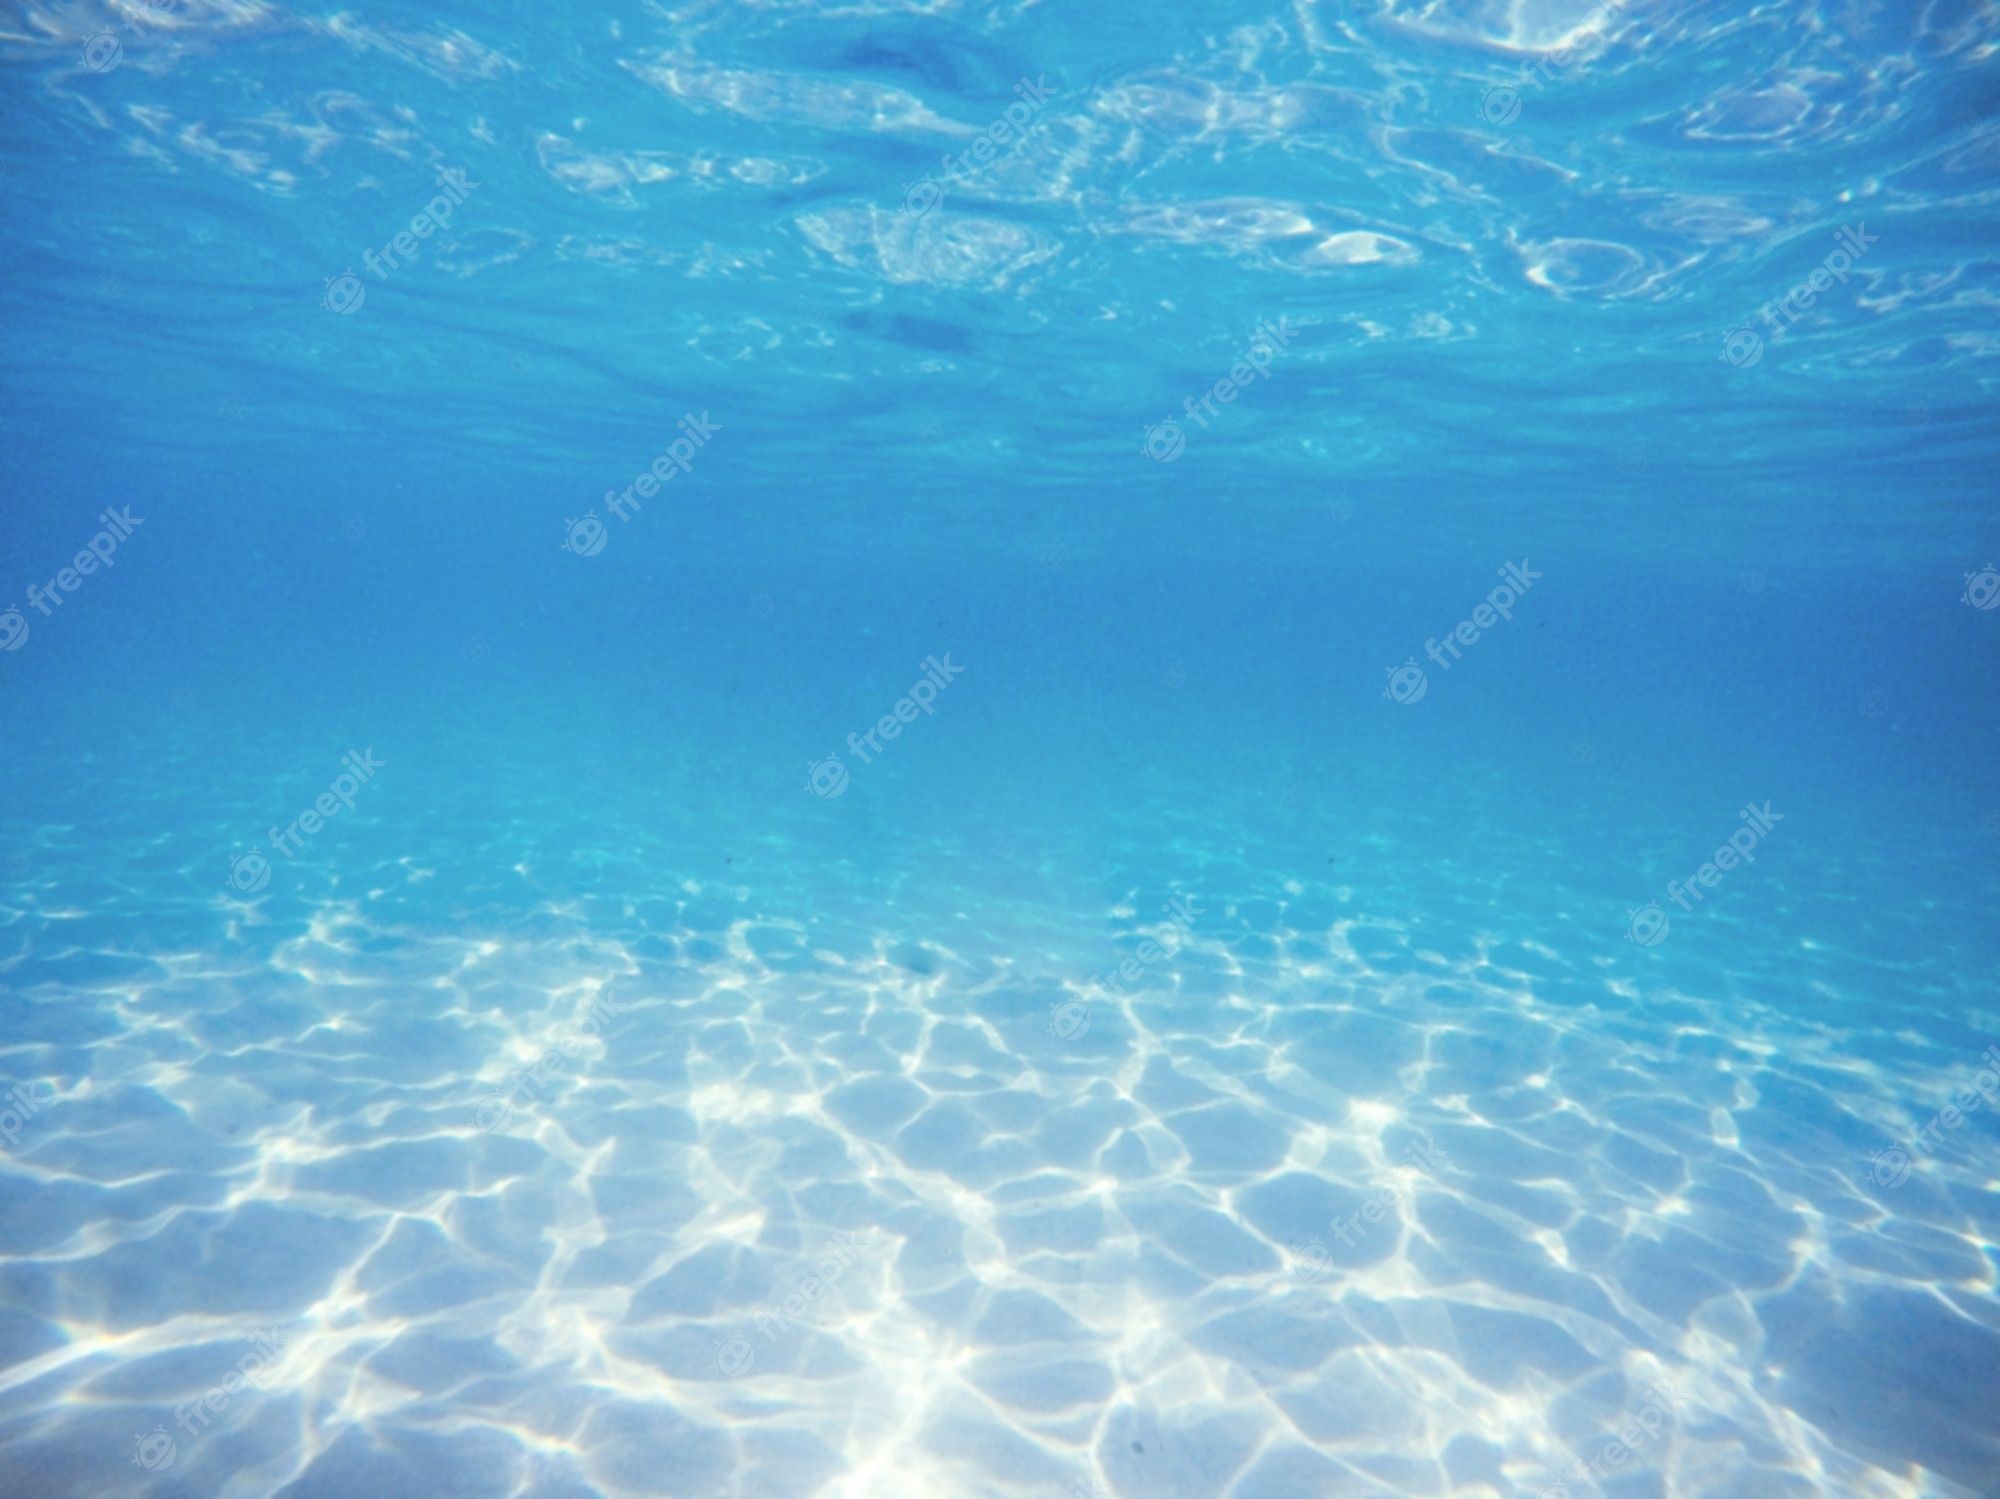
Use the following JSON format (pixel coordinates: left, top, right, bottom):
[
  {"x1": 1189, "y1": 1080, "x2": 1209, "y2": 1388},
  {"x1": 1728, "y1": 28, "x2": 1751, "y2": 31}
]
[{"x1": 3, "y1": 2, "x2": 1999, "y2": 1496}]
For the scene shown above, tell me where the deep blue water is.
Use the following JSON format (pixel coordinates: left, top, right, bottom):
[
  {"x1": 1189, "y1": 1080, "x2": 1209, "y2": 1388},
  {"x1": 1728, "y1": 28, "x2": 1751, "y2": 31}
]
[{"x1": 3, "y1": 2, "x2": 2000, "y2": 1497}]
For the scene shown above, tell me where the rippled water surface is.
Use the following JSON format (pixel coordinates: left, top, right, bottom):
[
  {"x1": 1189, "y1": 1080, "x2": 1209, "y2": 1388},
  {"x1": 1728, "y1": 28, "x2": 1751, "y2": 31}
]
[{"x1": 3, "y1": 1, "x2": 1999, "y2": 1496}]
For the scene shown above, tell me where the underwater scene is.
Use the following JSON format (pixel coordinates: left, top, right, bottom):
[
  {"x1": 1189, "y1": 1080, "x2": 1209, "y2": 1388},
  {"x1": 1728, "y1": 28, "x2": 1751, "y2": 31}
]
[{"x1": 2, "y1": 0, "x2": 1999, "y2": 1495}]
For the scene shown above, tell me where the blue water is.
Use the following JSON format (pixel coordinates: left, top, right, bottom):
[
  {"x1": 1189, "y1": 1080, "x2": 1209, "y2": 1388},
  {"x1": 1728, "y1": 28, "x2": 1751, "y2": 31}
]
[{"x1": 4, "y1": 2, "x2": 2000, "y2": 1496}]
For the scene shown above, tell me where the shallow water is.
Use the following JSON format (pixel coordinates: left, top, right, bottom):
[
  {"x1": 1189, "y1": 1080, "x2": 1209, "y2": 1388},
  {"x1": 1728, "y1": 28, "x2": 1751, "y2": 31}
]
[{"x1": 4, "y1": 2, "x2": 2000, "y2": 1497}]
